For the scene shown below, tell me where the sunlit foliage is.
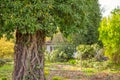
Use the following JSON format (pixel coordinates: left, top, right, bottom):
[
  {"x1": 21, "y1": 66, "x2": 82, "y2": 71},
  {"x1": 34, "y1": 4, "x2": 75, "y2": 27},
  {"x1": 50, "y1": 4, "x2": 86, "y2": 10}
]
[
  {"x1": 99, "y1": 8, "x2": 120, "y2": 64},
  {"x1": 0, "y1": 38, "x2": 14, "y2": 59}
]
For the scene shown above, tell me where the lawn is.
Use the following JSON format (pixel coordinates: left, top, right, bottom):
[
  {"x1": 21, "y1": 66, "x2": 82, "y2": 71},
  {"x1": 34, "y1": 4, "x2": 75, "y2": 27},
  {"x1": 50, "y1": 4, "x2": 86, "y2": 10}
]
[
  {"x1": 0, "y1": 62, "x2": 13, "y2": 80},
  {"x1": 0, "y1": 62, "x2": 120, "y2": 80}
]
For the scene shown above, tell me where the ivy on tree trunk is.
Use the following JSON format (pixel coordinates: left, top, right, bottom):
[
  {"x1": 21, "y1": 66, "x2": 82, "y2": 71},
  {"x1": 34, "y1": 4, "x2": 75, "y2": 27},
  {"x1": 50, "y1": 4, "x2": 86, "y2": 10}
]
[{"x1": 13, "y1": 30, "x2": 45, "y2": 80}]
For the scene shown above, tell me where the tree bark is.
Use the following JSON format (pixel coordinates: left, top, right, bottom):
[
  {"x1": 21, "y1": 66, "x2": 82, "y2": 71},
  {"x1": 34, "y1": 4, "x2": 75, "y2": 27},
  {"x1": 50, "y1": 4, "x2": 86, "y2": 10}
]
[{"x1": 13, "y1": 30, "x2": 45, "y2": 80}]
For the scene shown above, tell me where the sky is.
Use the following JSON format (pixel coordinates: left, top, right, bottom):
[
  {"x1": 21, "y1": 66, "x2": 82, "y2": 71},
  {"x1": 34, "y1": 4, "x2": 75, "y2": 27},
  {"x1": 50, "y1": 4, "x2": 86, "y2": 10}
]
[{"x1": 99, "y1": 0, "x2": 120, "y2": 17}]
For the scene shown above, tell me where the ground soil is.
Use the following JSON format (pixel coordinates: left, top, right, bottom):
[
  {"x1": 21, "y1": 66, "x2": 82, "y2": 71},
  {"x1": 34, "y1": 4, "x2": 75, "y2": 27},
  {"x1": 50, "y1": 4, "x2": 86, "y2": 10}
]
[
  {"x1": 47, "y1": 64, "x2": 120, "y2": 80},
  {"x1": 48, "y1": 70, "x2": 120, "y2": 80}
]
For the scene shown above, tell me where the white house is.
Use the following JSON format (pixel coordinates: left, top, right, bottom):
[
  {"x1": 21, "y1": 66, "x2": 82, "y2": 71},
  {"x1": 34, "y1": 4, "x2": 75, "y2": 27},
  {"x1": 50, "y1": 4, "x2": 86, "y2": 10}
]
[
  {"x1": 45, "y1": 41, "x2": 54, "y2": 53},
  {"x1": 45, "y1": 32, "x2": 65, "y2": 53}
]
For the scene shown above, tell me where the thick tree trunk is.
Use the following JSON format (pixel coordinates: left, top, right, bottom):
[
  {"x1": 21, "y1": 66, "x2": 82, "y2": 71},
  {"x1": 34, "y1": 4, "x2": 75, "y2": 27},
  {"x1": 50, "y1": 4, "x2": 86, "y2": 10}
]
[{"x1": 13, "y1": 30, "x2": 45, "y2": 80}]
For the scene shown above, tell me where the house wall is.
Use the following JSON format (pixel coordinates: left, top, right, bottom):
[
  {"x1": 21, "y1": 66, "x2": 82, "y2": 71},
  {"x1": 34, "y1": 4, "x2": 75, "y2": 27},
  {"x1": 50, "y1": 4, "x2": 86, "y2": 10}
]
[{"x1": 46, "y1": 45, "x2": 54, "y2": 53}]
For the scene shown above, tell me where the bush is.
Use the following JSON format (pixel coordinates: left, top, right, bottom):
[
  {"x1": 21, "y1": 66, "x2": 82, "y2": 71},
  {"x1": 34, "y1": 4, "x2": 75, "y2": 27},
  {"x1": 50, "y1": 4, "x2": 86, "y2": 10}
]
[
  {"x1": 68, "y1": 59, "x2": 76, "y2": 64},
  {"x1": 46, "y1": 50, "x2": 59, "y2": 62},
  {"x1": 45, "y1": 44, "x2": 74, "y2": 62},
  {"x1": 49, "y1": 50, "x2": 68, "y2": 62},
  {"x1": 0, "y1": 38, "x2": 14, "y2": 59},
  {"x1": 1, "y1": 78, "x2": 7, "y2": 80},
  {"x1": 77, "y1": 59, "x2": 111, "y2": 70},
  {"x1": 56, "y1": 44, "x2": 74, "y2": 62},
  {"x1": 109, "y1": 51, "x2": 120, "y2": 64},
  {"x1": 45, "y1": 50, "x2": 63, "y2": 62},
  {"x1": 76, "y1": 44, "x2": 101, "y2": 60},
  {"x1": 0, "y1": 59, "x2": 6, "y2": 67}
]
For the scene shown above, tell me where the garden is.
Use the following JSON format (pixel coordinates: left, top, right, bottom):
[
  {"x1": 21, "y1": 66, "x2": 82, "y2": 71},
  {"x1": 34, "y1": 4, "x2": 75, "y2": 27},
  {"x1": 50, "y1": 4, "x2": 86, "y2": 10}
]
[{"x1": 0, "y1": 0, "x2": 120, "y2": 80}]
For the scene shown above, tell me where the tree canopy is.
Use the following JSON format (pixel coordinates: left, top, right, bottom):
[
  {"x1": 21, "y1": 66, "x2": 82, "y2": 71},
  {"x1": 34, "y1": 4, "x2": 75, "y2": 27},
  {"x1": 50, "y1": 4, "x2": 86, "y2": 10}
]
[
  {"x1": 0, "y1": 0, "x2": 94, "y2": 38},
  {"x1": 99, "y1": 8, "x2": 120, "y2": 64},
  {"x1": 68, "y1": 0, "x2": 101, "y2": 45}
]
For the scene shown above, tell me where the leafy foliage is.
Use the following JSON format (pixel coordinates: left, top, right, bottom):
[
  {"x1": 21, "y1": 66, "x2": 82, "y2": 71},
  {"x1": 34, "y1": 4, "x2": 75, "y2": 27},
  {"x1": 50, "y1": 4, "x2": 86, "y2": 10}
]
[
  {"x1": 76, "y1": 44, "x2": 100, "y2": 59},
  {"x1": 46, "y1": 44, "x2": 74, "y2": 62},
  {"x1": 78, "y1": 59, "x2": 111, "y2": 70},
  {"x1": 0, "y1": 0, "x2": 95, "y2": 38},
  {"x1": 55, "y1": 44, "x2": 74, "y2": 61},
  {"x1": 68, "y1": 59, "x2": 77, "y2": 65},
  {"x1": 99, "y1": 8, "x2": 120, "y2": 64},
  {"x1": 0, "y1": 38, "x2": 14, "y2": 59},
  {"x1": 1, "y1": 0, "x2": 57, "y2": 38},
  {"x1": 68, "y1": 0, "x2": 101, "y2": 45}
]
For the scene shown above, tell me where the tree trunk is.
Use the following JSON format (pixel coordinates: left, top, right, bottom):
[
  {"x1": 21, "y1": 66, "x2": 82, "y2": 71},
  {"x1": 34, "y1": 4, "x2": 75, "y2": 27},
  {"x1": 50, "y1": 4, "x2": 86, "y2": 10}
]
[{"x1": 13, "y1": 30, "x2": 45, "y2": 80}]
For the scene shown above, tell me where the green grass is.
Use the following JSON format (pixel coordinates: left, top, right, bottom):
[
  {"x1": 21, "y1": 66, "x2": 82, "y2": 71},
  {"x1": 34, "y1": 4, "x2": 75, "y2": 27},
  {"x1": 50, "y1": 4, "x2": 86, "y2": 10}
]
[{"x1": 0, "y1": 63, "x2": 13, "y2": 80}]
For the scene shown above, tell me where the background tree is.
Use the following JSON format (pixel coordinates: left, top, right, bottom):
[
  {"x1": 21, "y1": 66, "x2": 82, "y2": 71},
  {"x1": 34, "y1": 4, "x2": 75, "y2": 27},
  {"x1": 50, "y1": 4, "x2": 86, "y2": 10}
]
[
  {"x1": 99, "y1": 8, "x2": 120, "y2": 64},
  {"x1": 68, "y1": 0, "x2": 101, "y2": 46},
  {"x1": 0, "y1": 0, "x2": 98, "y2": 80}
]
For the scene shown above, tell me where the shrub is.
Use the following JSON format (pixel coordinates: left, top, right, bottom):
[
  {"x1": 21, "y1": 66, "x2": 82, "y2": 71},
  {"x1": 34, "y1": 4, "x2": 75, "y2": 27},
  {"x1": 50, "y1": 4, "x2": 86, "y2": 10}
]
[
  {"x1": 0, "y1": 59, "x2": 6, "y2": 67},
  {"x1": 49, "y1": 50, "x2": 60, "y2": 62},
  {"x1": 45, "y1": 51, "x2": 51, "y2": 62},
  {"x1": 68, "y1": 59, "x2": 76, "y2": 64},
  {"x1": 46, "y1": 44, "x2": 74, "y2": 62},
  {"x1": 0, "y1": 38, "x2": 14, "y2": 59},
  {"x1": 50, "y1": 50, "x2": 68, "y2": 62},
  {"x1": 1, "y1": 78, "x2": 7, "y2": 80},
  {"x1": 77, "y1": 59, "x2": 111, "y2": 70},
  {"x1": 76, "y1": 44, "x2": 101, "y2": 60},
  {"x1": 45, "y1": 50, "x2": 63, "y2": 62},
  {"x1": 56, "y1": 44, "x2": 74, "y2": 62}
]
